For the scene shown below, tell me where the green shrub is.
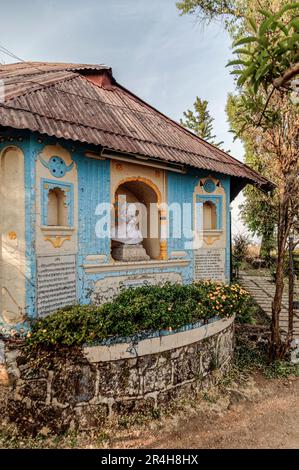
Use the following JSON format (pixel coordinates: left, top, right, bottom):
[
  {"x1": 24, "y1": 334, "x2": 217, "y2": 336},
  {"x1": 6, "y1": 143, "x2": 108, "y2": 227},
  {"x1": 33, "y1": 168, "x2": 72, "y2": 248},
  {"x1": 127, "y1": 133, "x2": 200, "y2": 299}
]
[
  {"x1": 26, "y1": 282, "x2": 250, "y2": 349},
  {"x1": 233, "y1": 234, "x2": 250, "y2": 265}
]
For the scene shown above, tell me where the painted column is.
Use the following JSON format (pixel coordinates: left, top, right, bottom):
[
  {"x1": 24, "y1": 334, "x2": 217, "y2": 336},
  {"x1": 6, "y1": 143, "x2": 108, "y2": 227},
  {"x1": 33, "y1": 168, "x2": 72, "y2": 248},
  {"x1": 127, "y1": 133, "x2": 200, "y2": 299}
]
[{"x1": 159, "y1": 206, "x2": 168, "y2": 260}]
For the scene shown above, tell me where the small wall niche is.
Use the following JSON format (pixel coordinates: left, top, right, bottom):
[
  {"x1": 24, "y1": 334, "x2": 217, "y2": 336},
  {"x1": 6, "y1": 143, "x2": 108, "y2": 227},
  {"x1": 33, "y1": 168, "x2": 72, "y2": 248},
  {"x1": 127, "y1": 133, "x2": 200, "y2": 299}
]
[
  {"x1": 41, "y1": 179, "x2": 74, "y2": 228},
  {"x1": 47, "y1": 187, "x2": 68, "y2": 226},
  {"x1": 196, "y1": 194, "x2": 223, "y2": 232},
  {"x1": 203, "y1": 201, "x2": 217, "y2": 230}
]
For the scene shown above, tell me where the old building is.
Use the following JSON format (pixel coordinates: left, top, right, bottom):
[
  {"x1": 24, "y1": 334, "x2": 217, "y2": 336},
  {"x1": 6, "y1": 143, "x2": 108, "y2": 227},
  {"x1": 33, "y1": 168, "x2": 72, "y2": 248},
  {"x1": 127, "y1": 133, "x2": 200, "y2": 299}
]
[{"x1": 0, "y1": 62, "x2": 271, "y2": 334}]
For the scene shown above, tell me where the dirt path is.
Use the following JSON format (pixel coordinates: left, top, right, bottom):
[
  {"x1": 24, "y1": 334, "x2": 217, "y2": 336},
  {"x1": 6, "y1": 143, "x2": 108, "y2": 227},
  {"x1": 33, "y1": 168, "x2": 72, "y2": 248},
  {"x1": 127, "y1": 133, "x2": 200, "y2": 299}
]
[{"x1": 111, "y1": 375, "x2": 299, "y2": 449}]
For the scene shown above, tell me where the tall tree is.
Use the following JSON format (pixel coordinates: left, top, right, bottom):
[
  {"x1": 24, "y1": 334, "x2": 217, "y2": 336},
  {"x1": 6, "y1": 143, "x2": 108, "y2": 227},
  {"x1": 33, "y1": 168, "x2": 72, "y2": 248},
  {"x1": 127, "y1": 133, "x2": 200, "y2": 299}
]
[
  {"x1": 227, "y1": 4, "x2": 299, "y2": 359},
  {"x1": 177, "y1": 0, "x2": 299, "y2": 360},
  {"x1": 180, "y1": 96, "x2": 224, "y2": 147},
  {"x1": 226, "y1": 94, "x2": 278, "y2": 262}
]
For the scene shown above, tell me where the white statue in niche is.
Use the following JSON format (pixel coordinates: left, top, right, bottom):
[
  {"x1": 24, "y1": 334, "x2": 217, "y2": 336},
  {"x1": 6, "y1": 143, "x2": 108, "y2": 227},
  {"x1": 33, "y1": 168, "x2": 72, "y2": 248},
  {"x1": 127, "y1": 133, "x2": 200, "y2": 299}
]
[{"x1": 113, "y1": 198, "x2": 143, "y2": 245}]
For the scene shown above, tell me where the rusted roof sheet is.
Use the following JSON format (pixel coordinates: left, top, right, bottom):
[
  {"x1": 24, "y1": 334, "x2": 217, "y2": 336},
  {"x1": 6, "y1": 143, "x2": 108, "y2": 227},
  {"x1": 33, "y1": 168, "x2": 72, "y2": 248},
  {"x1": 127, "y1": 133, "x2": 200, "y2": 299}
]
[{"x1": 0, "y1": 62, "x2": 272, "y2": 189}]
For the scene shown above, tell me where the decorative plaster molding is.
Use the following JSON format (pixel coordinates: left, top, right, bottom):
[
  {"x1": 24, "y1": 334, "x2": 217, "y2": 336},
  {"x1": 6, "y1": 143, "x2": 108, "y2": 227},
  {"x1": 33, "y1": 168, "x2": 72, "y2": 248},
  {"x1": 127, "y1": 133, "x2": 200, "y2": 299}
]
[
  {"x1": 112, "y1": 176, "x2": 162, "y2": 204},
  {"x1": 41, "y1": 226, "x2": 75, "y2": 232},
  {"x1": 203, "y1": 234, "x2": 221, "y2": 246},
  {"x1": 159, "y1": 240, "x2": 168, "y2": 260},
  {"x1": 8, "y1": 231, "x2": 17, "y2": 240},
  {"x1": 83, "y1": 258, "x2": 190, "y2": 274},
  {"x1": 44, "y1": 235, "x2": 71, "y2": 248}
]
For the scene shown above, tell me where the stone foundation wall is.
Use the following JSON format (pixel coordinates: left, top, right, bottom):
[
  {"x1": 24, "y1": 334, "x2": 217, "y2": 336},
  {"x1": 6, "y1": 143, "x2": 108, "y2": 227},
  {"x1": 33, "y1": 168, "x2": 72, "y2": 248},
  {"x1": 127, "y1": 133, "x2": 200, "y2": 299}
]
[{"x1": 1, "y1": 317, "x2": 234, "y2": 435}]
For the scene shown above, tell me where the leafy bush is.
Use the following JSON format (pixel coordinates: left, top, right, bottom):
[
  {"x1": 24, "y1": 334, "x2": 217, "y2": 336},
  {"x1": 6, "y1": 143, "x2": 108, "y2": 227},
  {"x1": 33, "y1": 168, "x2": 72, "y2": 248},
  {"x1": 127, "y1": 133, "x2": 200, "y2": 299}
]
[
  {"x1": 26, "y1": 282, "x2": 250, "y2": 349},
  {"x1": 233, "y1": 234, "x2": 250, "y2": 266}
]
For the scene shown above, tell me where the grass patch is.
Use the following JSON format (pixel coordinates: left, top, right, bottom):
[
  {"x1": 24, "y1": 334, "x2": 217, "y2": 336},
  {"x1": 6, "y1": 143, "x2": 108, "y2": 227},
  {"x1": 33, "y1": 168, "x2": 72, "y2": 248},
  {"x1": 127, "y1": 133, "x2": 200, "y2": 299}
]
[{"x1": 233, "y1": 327, "x2": 299, "y2": 379}]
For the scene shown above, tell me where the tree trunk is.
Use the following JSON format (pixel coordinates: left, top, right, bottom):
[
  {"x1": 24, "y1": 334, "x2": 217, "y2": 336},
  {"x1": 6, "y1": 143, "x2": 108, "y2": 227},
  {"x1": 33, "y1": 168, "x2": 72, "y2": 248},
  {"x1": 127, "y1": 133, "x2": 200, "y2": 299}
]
[
  {"x1": 260, "y1": 230, "x2": 274, "y2": 265},
  {"x1": 270, "y1": 190, "x2": 290, "y2": 361},
  {"x1": 287, "y1": 236, "x2": 295, "y2": 349}
]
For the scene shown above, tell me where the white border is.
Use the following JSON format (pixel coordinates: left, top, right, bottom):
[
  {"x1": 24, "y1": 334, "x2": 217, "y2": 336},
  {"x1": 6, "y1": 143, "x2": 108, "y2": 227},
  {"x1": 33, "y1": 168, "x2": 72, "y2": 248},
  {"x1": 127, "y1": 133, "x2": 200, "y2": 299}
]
[{"x1": 84, "y1": 315, "x2": 234, "y2": 362}]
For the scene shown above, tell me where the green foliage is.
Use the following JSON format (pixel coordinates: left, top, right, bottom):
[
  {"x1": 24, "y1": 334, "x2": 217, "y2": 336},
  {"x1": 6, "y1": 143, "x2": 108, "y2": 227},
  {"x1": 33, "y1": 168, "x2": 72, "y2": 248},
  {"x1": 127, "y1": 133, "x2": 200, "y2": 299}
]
[
  {"x1": 233, "y1": 233, "x2": 250, "y2": 262},
  {"x1": 26, "y1": 282, "x2": 250, "y2": 349},
  {"x1": 176, "y1": 0, "x2": 246, "y2": 34},
  {"x1": 234, "y1": 296, "x2": 261, "y2": 325},
  {"x1": 226, "y1": 93, "x2": 278, "y2": 255},
  {"x1": 180, "y1": 96, "x2": 224, "y2": 148},
  {"x1": 228, "y1": 4, "x2": 299, "y2": 93},
  {"x1": 264, "y1": 359, "x2": 299, "y2": 378},
  {"x1": 234, "y1": 329, "x2": 299, "y2": 377}
]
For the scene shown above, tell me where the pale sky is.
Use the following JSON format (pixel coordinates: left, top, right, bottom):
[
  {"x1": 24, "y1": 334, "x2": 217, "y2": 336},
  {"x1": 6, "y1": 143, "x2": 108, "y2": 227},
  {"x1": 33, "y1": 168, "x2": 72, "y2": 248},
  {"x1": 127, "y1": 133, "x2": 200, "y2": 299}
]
[{"x1": 0, "y1": 0, "x2": 249, "y2": 237}]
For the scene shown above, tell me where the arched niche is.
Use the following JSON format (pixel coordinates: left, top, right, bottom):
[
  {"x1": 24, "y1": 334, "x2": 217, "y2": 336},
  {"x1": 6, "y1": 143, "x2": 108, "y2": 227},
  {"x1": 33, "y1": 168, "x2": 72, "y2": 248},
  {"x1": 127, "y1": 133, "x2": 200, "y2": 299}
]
[
  {"x1": 112, "y1": 178, "x2": 161, "y2": 260},
  {"x1": 0, "y1": 146, "x2": 26, "y2": 324},
  {"x1": 203, "y1": 201, "x2": 217, "y2": 230},
  {"x1": 47, "y1": 187, "x2": 68, "y2": 226}
]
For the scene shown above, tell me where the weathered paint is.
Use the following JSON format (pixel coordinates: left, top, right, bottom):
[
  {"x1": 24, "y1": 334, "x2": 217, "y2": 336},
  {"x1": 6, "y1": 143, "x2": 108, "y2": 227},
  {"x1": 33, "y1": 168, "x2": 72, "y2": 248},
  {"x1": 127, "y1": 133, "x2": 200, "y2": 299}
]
[
  {"x1": 73, "y1": 151, "x2": 111, "y2": 302},
  {"x1": 195, "y1": 194, "x2": 223, "y2": 230},
  {"x1": 0, "y1": 131, "x2": 45, "y2": 333},
  {"x1": 167, "y1": 169, "x2": 231, "y2": 283},
  {"x1": 0, "y1": 130, "x2": 232, "y2": 332},
  {"x1": 0, "y1": 145, "x2": 25, "y2": 325},
  {"x1": 40, "y1": 178, "x2": 74, "y2": 226}
]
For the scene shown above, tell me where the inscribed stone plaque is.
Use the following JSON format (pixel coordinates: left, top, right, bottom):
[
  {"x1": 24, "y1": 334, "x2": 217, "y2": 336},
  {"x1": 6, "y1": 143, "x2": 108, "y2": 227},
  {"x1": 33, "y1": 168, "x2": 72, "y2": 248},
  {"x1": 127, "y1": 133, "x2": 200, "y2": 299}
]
[
  {"x1": 37, "y1": 254, "x2": 77, "y2": 317},
  {"x1": 122, "y1": 278, "x2": 149, "y2": 289},
  {"x1": 194, "y1": 248, "x2": 226, "y2": 282}
]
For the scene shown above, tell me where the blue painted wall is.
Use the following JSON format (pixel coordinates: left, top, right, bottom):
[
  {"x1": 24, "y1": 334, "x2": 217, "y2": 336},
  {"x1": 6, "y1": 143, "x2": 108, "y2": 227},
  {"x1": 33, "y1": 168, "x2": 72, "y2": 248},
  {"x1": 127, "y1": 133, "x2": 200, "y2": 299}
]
[
  {"x1": 72, "y1": 150, "x2": 111, "y2": 303},
  {"x1": 0, "y1": 130, "x2": 232, "y2": 333},
  {"x1": 167, "y1": 169, "x2": 231, "y2": 283}
]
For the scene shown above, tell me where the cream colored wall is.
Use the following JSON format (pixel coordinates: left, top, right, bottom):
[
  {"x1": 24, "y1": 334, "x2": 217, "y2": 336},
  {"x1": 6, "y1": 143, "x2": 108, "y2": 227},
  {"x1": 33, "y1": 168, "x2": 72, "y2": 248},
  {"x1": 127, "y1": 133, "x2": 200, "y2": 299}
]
[
  {"x1": 35, "y1": 145, "x2": 78, "y2": 256},
  {"x1": 193, "y1": 176, "x2": 226, "y2": 250},
  {"x1": 47, "y1": 188, "x2": 68, "y2": 226},
  {"x1": 203, "y1": 201, "x2": 217, "y2": 230},
  {"x1": 110, "y1": 160, "x2": 165, "y2": 205},
  {"x1": 0, "y1": 146, "x2": 26, "y2": 324}
]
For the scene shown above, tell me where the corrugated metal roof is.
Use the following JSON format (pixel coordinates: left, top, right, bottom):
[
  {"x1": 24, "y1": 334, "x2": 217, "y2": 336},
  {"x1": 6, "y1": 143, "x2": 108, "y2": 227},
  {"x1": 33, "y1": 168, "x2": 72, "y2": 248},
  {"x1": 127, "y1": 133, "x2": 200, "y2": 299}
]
[{"x1": 0, "y1": 62, "x2": 272, "y2": 189}]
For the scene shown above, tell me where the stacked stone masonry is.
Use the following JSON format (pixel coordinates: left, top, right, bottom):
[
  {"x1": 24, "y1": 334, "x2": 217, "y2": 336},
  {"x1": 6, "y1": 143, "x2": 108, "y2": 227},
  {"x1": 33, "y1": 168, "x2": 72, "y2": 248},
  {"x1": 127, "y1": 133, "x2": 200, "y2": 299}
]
[{"x1": 1, "y1": 317, "x2": 234, "y2": 435}]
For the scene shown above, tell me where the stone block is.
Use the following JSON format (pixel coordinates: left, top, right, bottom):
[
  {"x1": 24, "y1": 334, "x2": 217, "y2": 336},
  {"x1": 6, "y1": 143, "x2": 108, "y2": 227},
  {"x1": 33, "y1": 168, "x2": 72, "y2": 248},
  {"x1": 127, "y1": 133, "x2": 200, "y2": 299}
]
[
  {"x1": 52, "y1": 364, "x2": 96, "y2": 405},
  {"x1": 112, "y1": 397, "x2": 156, "y2": 415},
  {"x1": 19, "y1": 364, "x2": 48, "y2": 380},
  {"x1": 7, "y1": 400, "x2": 72, "y2": 436},
  {"x1": 157, "y1": 382, "x2": 194, "y2": 405},
  {"x1": 98, "y1": 361, "x2": 141, "y2": 397},
  {"x1": 172, "y1": 347, "x2": 202, "y2": 385},
  {"x1": 112, "y1": 243, "x2": 150, "y2": 261},
  {"x1": 18, "y1": 379, "x2": 48, "y2": 402},
  {"x1": 75, "y1": 404, "x2": 109, "y2": 430},
  {"x1": 143, "y1": 356, "x2": 172, "y2": 393}
]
